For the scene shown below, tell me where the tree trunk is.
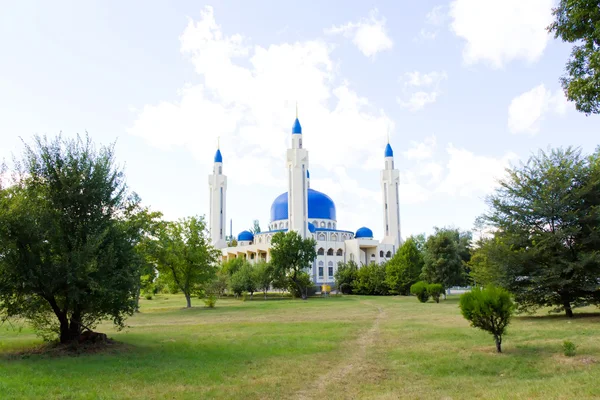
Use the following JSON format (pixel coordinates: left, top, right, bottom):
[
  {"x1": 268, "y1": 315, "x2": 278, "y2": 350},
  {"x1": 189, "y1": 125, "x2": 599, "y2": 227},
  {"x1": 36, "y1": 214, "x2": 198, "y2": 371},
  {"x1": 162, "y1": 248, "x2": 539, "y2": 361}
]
[
  {"x1": 564, "y1": 301, "x2": 574, "y2": 318},
  {"x1": 58, "y1": 313, "x2": 72, "y2": 344},
  {"x1": 185, "y1": 293, "x2": 192, "y2": 308},
  {"x1": 494, "y1": 335, "x2": 502, "y2": 353}
]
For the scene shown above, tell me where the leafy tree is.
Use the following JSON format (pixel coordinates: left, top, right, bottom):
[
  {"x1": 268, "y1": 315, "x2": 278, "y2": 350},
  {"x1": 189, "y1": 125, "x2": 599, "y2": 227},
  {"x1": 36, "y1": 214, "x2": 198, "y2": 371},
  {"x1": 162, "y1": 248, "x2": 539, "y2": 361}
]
[
  {"x1": 481, "y1": 147, "x2": 600, "y2": 317},
  {"x1": 250, "y1": 219, "x2": 261, "y2": 234},
  {"x1": 222, "y1": 257, "x2": 245, "y2": 276},
  {"x1": 287, "y1": 271, "x2": 313, "y2": 298},
  {"x1": 231, "y1": 262, "x2": 257, "y2": 299},
  {"x1": 426, "y1": 283, "x2": 444, "y2": 303},
  {"x1": 468, "y1": 237, "x2": 506, "y2": 287},
  {"x1": 152, "y1": 217, "x2": 220, "y2": 308},
  {"x1": 206, "y1": 270, "x2": 229, "y2": 298},
  {"x1": 334, "y1": 261, "x2": 359, "y2": 294},
  {"x1": 548, "y1": 1, "x2": 600, "y2": 115},
  {"x1": 410, "y1": 281, "x2": 430, "y2": 303},
  {"x1": 270, "y1": 231, "x2": 317, "y2": 300},
  {"x1": 253, "y1": 260, "x2": 274, "y2": 299},
  {"x1": 421, "y1": 228, "x2": 469, "y2": 291},
  {"x1": 385, "y1": 236, "x2": 424, "y2": 295},
  {"x1": 459, "y1": 287, "x2": 514, "y2": 353},
  {"x1": 0, "y1": 134, "x2": 141, "y2": 343},
  {"x1": 355, "y1": 262, "x2": 388, "y2": 295}
]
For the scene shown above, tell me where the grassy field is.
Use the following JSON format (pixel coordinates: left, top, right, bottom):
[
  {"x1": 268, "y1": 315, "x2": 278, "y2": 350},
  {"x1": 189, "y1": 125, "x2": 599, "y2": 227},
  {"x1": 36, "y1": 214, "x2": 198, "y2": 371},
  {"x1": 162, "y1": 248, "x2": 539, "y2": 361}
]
[{"x1": 1, "y1": 294, "x2": 600, "y2": 399}]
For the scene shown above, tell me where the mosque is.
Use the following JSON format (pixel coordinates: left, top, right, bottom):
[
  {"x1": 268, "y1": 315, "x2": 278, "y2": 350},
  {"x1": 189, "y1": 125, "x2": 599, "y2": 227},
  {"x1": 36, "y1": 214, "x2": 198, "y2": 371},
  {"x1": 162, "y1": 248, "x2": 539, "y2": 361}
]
[{"x1": 207, "y1": 114, "x2": 402, "y2": 286}]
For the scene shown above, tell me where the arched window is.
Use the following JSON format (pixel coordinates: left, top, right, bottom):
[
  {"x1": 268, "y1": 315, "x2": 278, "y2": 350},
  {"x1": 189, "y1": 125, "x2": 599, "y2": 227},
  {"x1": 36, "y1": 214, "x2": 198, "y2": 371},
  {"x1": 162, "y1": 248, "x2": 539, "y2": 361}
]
[
  {"x1": 386, "y1": 251, "x2": 392, "y2": 258},
  {"x1": 318, "y1": 233, "x2": 326, "y2": 241},
  {"x1": 350, "y1": 253, "x2": 355, "y2": 261},
  {"x1": 327, "y1": 222, "x2": 332, "y2": 229},
  {"x1": 336, "y1": 249, "x2": 343, "y2": 256},
  {"x1": 318, "y1": 248, "x2": 325, "y2": 256},
  {"x1": 379, "y1": 250, "x2": 384, "y2": 257},
  {"x1": 250, "y1": 254, "x2": 255, "y2": 260},
  {"x1": 327, "y1": 248, "x2": 334, "y2": 256},
  {"x1": 371, "y1": 253, "x2": 375, "y2": 258},
  {"x1": 267, "y1": 236, "x2": 271, "y2": 243},
  {"x1": 333, "y1": 223, "x2": 336, "y2": 229},
  {"x1": 318, "y1": 261, "x2": 324, "y2": 278},
  {"x1": 312, "y1": 220, "x2": 318, "y2": 227},
  {"x1": 258, "y1": 237, "x2": 262, "y2": 243},
  {"x1": 331, "y1": 233, "x2": 337, "y2": 241}
]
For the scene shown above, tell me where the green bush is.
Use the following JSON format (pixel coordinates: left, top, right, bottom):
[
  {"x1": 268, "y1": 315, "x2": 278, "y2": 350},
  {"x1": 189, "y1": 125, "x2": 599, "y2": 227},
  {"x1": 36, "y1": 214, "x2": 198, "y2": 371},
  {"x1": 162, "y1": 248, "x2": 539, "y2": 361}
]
[
  {"x1": 410, "y1": 281, "x2": 430, "y2": 303},
  {"x1": 427, "y1": 283, "x2": 444, "y2": 303},
  {"x1": 203, "y1": 295, "x2": 217, "y2": 308},
  {"x1": 459, "y1": 287, "x2": 514, "y2": 353},
  {"x1": 144, "y1": 293, "x2": 153, "y2": 300},
  {"x1": 563, "y1": 340, "x2": 576, "y2": 357}
]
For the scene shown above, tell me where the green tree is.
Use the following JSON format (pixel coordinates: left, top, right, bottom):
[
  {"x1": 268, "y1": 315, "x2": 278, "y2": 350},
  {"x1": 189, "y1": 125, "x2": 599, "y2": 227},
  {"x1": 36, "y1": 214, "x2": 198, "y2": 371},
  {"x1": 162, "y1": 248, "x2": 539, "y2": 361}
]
[
  {"x1": 270, "y1": 231, "x2": 317, "y2": 300},
  {"x1": 0, "y1": 134, "x2": 140, "y2": 343},
  {"x1": 548, "y1": 1, "x2": 600, "y2": 115},
  {"x1": 468, "y1": 237, "x2": 506, "y2": 287},
  {"x1": 459, "y1": 287, "x2": 514, "y2": 353},
  {"x1": 410, "y1": 281, "x2": 430, "y2": 303},
  {"x1": 355, "y1": 262, "x2": 388, "y2": 295},
  {"x1": 385, "y1": 236, "x2": 425, "y2": 295},
  {"x1": 253, "y1": 260, "x2": 274, "y2": 299},
  {"x1": 426, "y1": 283, "x2": 444, "y2": 303},
  {"x1": 334, "y1": 261, "x2": 359, "y2": 294},
  {"x1": 481, "y1": 147, "x2": 600, "y2": 317},
  {"x1": 230, "y1": 262, "x2": 257, "y2": 299},
  {"x1": 206, "y1": 270, "x2": 229, "y2": 298},
  {"x1": 221, "y1": 257, "x2": 245, "y2": 276},
  {"x1": 152, "y1": 217, "x2": 220, "y2": 308},
  {"x1": 250, "y1": 219, "x2": 261, "y2": 234},
  {"x1": 421, "y1": 228, "x2": 468, "y2": 291}
]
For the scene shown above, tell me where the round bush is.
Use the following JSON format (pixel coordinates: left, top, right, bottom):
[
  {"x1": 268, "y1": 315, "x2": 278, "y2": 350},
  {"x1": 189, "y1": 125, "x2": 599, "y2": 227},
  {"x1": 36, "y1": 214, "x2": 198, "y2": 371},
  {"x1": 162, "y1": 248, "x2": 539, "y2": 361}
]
[{"x1": 410, "y1": 281, "x2": 430, "y2": 303}]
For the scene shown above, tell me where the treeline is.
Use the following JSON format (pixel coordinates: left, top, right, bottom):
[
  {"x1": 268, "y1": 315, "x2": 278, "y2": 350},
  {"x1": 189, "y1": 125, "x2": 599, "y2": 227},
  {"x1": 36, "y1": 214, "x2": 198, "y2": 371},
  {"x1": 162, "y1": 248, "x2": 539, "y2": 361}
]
[{"x1": 334, "y1": 228, "x2": 471, "y2": 296}]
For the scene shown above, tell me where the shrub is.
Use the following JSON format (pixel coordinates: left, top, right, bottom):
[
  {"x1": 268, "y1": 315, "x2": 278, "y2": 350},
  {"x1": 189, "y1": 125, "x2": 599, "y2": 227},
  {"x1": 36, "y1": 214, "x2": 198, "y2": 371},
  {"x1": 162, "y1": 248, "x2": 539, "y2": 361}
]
[
  {"x1": 144, "y1": 293, "x2": 153, "y2": 300},
  {"x1": 204, "y1": 295, "x2": 217, "y2": 308},
  {"x1": 427, "y1": 283, "x2": 444, "y2": 303},
  {"x1": 459, "y1": 287, "x2": 514, "y2": 353},
  {"x1": 563, "y1": 340, "x2": 576, "y2": 357},
  {"x1": 410, "y1": 281, "x2": 430, "y2": 303}
]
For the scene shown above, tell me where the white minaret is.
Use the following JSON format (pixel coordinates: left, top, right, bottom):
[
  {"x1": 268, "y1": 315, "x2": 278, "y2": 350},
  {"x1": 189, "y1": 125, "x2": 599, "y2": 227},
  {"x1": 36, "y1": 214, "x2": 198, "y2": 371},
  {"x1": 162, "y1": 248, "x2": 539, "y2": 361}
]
[
  {"x1": 208, "y1": 145, "x2": 227, "y2": 249},
  {"x1": 286, "y1": 110, "x2": 309, "y2": 238},
  {"x1": 381, "y1": 141, "x2": 401, "y2": 248}
]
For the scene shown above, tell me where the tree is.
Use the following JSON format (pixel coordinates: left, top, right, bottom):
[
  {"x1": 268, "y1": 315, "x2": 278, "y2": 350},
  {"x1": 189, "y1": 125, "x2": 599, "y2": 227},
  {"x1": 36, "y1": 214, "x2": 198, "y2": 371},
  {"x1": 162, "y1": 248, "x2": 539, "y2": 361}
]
[
  {"x1": 250, "y1": 219, "x2": 261, "y2": 234},
  {"x1": 270, "y1": 231, "x2": 317, "y2": 300},
  {"x1": 334, "y1": 261, "x2": 359, "y2": 294},
  {"x1": 385, "y1": 236, "x2": 425, "y2": 295},
  {"x1": 468, "y1": 237, "x2": 506, "y2": 287},
  {"x1": 355, "y1": 262, "x2": 388, "y2": 295},
  {"x1": 426, "y1": 283, "x2": 444, "y2": 303},
  {"x1": 222, "y1": 257, "x2": 244, "y2": 276},
  {"x1": 231, "y1": 262, "x2": 257, "y2": 299},
  {"x1": 152, "y1": 217, "x2": 220, "y2": 308},
  {"x1": 410, "y1": 281, "x2": 430, "y2": 303},
  {"x1": 253, "y1": 260, "x2": 274, "y2": 299},
  {"x1": 421, "y1": 228, "x2": 468, "y2": 291},
  {"x1": 459, "y1": 287, "x2": 514, "y2": 353},
  {"x1": 206, "y1": 270, "x2": 229, "y2": 298},
  {"x1": 481, "y1": 147, "x2": 600, "y2": 317},
  {"x1": 0, "y1": 134, "x2": 141, "y2": 343},
  {"x1": 548, "y1": 1, "x2": 600, "y2": 115}
]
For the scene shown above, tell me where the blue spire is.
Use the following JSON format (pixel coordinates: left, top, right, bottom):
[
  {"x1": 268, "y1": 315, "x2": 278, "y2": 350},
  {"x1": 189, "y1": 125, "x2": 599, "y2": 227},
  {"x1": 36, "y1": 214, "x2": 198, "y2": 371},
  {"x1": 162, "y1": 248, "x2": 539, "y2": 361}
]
[
  {"x1": 292, "y1": 118, "x2": 302, "y2": 134},
  {"x1": 214, "y1": 149, "x2": 223, "y2": 163},
  {"x1": 307, "y1": 170, "x2": 310, "y2": 178},
  {"x1": 384, "y1": 143, "x2": 393, "y2": 158}
]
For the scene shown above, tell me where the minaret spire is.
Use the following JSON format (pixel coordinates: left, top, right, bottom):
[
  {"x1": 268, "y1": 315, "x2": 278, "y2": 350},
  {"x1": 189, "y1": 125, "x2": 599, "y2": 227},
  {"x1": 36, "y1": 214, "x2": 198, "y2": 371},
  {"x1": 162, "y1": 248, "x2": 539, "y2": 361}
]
[
  {"x1": 287, "y1": 111, "x2": 309, "y2": 238},
  {"x1": 209, "y1": 144, "x2": 227, "y2": 249},
  {"x1": 381, "y1": 141, "x2": 401, "y2": 248}
]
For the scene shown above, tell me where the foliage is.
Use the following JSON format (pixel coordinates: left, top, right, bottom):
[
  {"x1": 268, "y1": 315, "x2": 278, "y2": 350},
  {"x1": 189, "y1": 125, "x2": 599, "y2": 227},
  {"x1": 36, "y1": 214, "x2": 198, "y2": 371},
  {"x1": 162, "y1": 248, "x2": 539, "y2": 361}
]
[
  {"x1": 151, "y1": 217, "x2": 220, "y2": 308},
  {"x1": 386, "y1": 236, "x2": 424, "y2": 295},
  {"x1": 563, "y1": 340, "x2": 577, "y2": 357},
  {"x1": 334, "y1": 261, "x2": 359, "y2": 294},
  {"x1": 286, "y1": 271, "x2": 313, "y2": 298},
  {"x1": 480, "y1": 147, "x2": 600, "y2": 317},
  {"x1": 270, "y1": 231, "x2": 317, "y2": 300},
  {"x1": 230, "y1": 261, "x2": 257, "y2": 298},
  {"x1": 221, "y1": 257, "x2": 245, "y2": 276},
  {"x1": 206, "y1": 270, "x2": 229, "y2": 298},
  {"x1": 427, "y1": 283, "x2": 444, "y2": 303},
  {"x1": 548, "y1": 1, "x2": 600, "y2": 115},
  {"x1": 459, "y1": 287, "x2": 514, "y2": 353},
  {"x1": 355, "y1": 262, "x2": 388, "y2": 295},
  {"x1": 0, "y1": 134, "x2": 141, "y2": 343},
  {"x1": 250, "y1": 219, "x2": 261, "y2": 234},
  {"x1": 468, "y1": 237, "x2": 506, "y2": 287},
  {"x1": 203, "y1": 295, "x2": 217, "y2": 308},
  {"x1": 253, "y1": 260, "x2": 274, "y2": 299},
  {"x1": 410, "y1": 281, "x2": 430, "y2": 303},
  {"x1": 421, "y1": 227, "x2": 470, "y2": 290},
  {"x1": 227, "y1": 238, "x2": 238, "y2": 247}
]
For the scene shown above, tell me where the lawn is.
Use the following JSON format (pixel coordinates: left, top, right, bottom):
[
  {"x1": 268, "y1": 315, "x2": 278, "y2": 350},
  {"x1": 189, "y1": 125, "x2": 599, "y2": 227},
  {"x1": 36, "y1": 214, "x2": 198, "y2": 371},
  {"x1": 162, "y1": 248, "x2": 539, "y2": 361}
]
[{"x1": 1, "y1": 294, "x2": 599, "y2": 399}]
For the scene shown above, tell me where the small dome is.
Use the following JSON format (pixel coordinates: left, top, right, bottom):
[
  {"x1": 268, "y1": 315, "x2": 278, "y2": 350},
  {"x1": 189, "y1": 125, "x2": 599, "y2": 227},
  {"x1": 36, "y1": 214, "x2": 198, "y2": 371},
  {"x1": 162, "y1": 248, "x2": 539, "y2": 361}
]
[
  {"x1": 214, "y1": 149, "x2": 223, "y2": 163},
  {"x1": 237, "y1": 230, "x2": 254, "y2": 241},
  {"x1": 384, "y1": 143, "x2": 393, "y2": 158},
  {"x1": 355, "y1": 227, "x2": 374, "y2": 239},
  {"x1": 292, "y1": 118, "x2": 302, "y2": 134},
  {"x1": 308, "y1": 222, "x2": 316, "y2": 233}
]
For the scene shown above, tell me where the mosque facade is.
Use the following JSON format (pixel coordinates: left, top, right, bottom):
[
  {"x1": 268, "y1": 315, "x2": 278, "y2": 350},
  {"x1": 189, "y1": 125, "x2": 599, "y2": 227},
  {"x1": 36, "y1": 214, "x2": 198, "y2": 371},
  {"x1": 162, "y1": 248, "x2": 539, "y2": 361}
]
[{"x1": 207, "y1": 115, "x2": 402, "y2": 286}]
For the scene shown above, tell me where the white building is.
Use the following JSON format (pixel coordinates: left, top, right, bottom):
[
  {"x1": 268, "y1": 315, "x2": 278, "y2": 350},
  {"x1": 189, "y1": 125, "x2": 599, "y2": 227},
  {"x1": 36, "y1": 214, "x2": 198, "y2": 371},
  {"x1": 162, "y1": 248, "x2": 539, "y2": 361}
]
[{"x1": 208, "y1": 115, "x2": 402, "y2": 286}]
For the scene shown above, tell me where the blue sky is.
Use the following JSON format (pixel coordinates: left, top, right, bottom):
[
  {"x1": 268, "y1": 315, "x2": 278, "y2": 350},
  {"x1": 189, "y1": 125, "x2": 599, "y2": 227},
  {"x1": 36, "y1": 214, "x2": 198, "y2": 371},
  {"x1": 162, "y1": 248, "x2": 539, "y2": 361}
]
[{"x1": 1, "y1": 0, "x2": 598, "y2": 240}]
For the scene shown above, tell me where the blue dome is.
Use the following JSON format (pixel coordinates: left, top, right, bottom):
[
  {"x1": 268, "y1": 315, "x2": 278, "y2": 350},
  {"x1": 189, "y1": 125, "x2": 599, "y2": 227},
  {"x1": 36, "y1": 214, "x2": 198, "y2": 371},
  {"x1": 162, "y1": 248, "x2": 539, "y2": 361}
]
[
  {"x1": 384, "y1": 143, "x2": 393, "y2": 158},
  {"x1": 355, "y1": 227, "x2": 374, "y2": 239},
  {"x1": 237, "y1": 230, "x2": 254, "y2": 241},
  {"x1": 214, "y1": 149, "x2": 223, "y2": 163},
  {"x1": 292, "y1": 118, "x2": 302, "y2": 134},
  {"x1": 308, "y1": 222, "x2": 316, "y2": 233},
  {"x1": 270, "y1": 188, "x2": 336, "y2": 222}
]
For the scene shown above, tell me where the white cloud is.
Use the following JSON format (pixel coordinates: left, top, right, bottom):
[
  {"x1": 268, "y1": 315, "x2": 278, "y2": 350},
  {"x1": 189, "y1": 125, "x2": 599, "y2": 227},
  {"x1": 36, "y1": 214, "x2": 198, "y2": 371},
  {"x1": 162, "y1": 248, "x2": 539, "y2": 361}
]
[
  {"x1": 398, "y1": 71, "x2": 448, "y2": 111},
  {"x1": 325, "y1": 9, "x2": 393, "y2": 57},
  {"x1": 129, "y1": 6, "x2": 394, "y2": 234},
  {"x1": 417, "y1": 5, "x2": 447, "y2": 41},
  {"x1": 449, "y1": 0, "x2": 554, "y2": 68},
  {"x1": 403, "y1": 135, "x2": 437, "y2": 160},
  {"x1": 508, "y1": 84, "x2": 570, "y2": 134}
]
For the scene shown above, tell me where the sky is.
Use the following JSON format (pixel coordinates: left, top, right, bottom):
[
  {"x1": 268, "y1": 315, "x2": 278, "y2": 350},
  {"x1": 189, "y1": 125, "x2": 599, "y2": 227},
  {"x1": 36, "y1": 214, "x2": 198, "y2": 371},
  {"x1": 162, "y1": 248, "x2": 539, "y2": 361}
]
[{"x1": 0, "y1": 0, "x2": 598, "y2": 240}]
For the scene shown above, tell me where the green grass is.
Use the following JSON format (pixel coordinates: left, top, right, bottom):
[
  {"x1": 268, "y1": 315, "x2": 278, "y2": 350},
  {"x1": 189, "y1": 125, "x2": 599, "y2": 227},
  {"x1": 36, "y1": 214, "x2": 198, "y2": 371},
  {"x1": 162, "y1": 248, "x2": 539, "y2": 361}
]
[{"x1": 1, "y1": 295, "x2": 600, "y2": 399}]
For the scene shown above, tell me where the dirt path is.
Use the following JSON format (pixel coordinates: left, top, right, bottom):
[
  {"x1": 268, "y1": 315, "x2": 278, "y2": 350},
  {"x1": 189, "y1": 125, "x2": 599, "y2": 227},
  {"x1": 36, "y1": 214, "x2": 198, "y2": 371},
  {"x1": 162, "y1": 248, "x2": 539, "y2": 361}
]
[{"x1": 294, "y1": 301, "x2": 386, "y2": 400}]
